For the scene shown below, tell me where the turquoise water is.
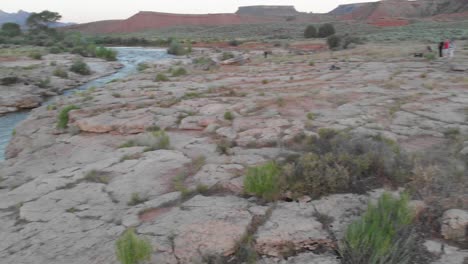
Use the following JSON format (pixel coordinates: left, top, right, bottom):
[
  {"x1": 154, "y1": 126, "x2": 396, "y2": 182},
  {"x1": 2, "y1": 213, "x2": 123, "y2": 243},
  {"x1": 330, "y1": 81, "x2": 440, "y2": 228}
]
[{"x1": 0, "y1": 47, "x2": 171, "y2": 160}]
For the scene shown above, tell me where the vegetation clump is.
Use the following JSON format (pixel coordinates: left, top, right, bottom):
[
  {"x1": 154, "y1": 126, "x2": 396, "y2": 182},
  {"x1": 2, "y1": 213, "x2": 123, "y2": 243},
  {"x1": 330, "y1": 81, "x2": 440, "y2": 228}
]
[
  {"x1": 167, "y1": 40, "x2": 191, "y2": 55},
  {"x1": 304, "y1": 25, "x2": 317, "y2": 38},
  {"x1": 171, "y1": 67, "x2": 187, "y2": 77},
  {"x1": 224, "y1": 111, "x2": 234, "y2": 121},
  {"x1": 53, "y1": 67, "x2": 68, "y2": 78},
  {"x1": 283, "y1": 130, "x2": 412, "y2": 198},
  {"x1": 340, "y1": 193, "x2": 415, "y2": 264},
  {"x1": 119, "y1": 130, "x2": 171, "y2": 152},
  {"x1": 155, "y1": 73, "x2": 169, "y2": 82},
  {"x1": 115, "y1": 228, "x2": 152, "y2": 264},
  {"x1": 70, "y1": 60, "x2": 91, "y2": 75},
  {"x1": 57, "y1": 105, "x2": 80, "y2": 129},
  {"x1": 244, "y1": 161, "x2": 281, "y2": 201},
  {"x1": 318, "y1": 23, "x2": 336, "y2": 38}
]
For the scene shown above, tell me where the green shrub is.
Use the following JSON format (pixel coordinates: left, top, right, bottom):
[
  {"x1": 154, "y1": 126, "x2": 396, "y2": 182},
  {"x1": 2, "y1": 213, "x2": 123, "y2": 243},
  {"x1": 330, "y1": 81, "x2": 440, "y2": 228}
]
[
  {"x1": 308, "y1": 61, "x2": 315, "y2": 66},
  {"x1": 36, "y1": 77, "x2": 50, "y2": 88},
  {"x1": 53, "y1": 67, "x2": 68, "y2": 78},
  {"x1": 115, "y1": 228, "x2": 152, "y2": 264},
  {"x1": 244, "y1": 161, "x2": 281, "y2": 201},
  {"x1": 155, "y1": 73, "x2": 169, "y2": 82},
  {"x1": 284, "y1": 131, "x2": 412, "y2": 198},
  {"x1": 304, "y1": 25, "x2": 317, "y2": 38},
  {"x1": 95, "y1": 46, "x2": 117, "y2": 61},
  {"x1": 216, "y1": 139, "x2": 233, "y2": 155},
  {"x1": 327, "y1": 35, "x2": 341, "y2": 49},
  {"x1": 171, "y1": 67, "x2": 187, "y2": 77},
  {"x1": 48, "y1": 46, "x2": 63, "y2": 54},
  {"x1": 221, "y1": 52, "x2": 235, "y2": 61},
  {"x1": 167, "y1": 40, "x2": 190, "y2": 55},
  {"x1": 128, "y1": 193, "x2": 148, "y2": 206},
  {"x1": 84, "y1": 170, "x2": 110, "y2": 184},
  {"x1": 1, "y1": 76, "x2": 19, "y2": 85},
  {"x1": 224, "y1": 111, "x2": 234, "y2": 121},
  {"x1": 57, "y1": 105, "x2": 80, "y2": 129},
  {"x1": 120, "y1": 130, "x2": 170, "y2": 151},
  {"x1": 70, "y1": 60, "x2": 91, "y2": 75},
  {"x1": 318, "y1": 23, "x2": 336, "y2": 38},
  {"x1": 137, "y1": 63, "x2": 149, "y2": 72},
  {"x1": 1, "y1": 22, "x2": 21, "y2": 37},
  {"x1": 307, "y1": 112, "x2": 316, "y2": 120},
  {"x1": 340, "y1": 193, "x2": 415, "y2": 264},
  {"x1": 29, "y1": 52, "x2": 42, "y2": 60}
]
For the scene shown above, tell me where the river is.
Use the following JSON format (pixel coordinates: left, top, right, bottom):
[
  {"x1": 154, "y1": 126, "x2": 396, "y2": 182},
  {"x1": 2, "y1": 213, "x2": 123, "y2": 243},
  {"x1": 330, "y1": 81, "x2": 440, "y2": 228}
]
[{"x1": 0, "y1": 47, "x2": 172, "y2": 161}]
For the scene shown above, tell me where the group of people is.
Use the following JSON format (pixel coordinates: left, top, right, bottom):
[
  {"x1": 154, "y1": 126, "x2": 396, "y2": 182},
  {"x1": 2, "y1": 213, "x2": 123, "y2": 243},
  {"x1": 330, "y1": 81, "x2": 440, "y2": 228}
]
[{"x1": 438, "y1": 39, "x2": 456, "y2": 59}]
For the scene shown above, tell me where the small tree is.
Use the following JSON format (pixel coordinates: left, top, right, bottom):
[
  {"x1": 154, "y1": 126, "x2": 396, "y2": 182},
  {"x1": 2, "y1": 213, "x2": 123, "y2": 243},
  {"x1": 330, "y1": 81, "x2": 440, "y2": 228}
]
[
  {"x1": 26, "y1": 10, "x2": 62, "y2": 32},
  {"x1": 1, "y1": 23, "x2": 21, "y2": 37},
  {"x1": 318, "y1": 23, "x2": 336, "y2": 38},
  {"x1": 304, "y1": 25, "x2": 317, "y2": 38}
]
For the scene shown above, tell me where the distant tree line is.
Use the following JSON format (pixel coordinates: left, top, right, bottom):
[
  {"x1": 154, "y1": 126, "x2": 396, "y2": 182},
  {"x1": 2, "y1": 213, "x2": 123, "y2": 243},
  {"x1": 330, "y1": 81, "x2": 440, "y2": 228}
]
[{"x1": 304, "y1": 23, "x2": 362, "y2": 50}]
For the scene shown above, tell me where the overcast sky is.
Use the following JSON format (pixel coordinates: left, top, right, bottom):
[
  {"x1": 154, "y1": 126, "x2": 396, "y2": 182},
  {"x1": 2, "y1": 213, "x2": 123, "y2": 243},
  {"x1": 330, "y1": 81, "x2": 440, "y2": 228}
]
[{"x1": 1, "y1": 0, "x2": 376, "y2": 23}]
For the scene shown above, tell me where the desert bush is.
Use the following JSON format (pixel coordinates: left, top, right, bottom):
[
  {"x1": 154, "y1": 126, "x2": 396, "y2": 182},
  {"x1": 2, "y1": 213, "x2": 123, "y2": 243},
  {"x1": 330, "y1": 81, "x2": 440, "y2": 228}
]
[
  {"x1": 57, "y1": 105, "x2": 80, "y2": 129},
  {"x1": 1, "y1": 23, "x2": 21, "y2": 37},
  {"x1": 224, "y1": 111, "x2": 234, "y2": 121},
  {"x1": 244, "y1": 161, "x2": 281, "y2": 201},
  {"x1": 53, "y1": 67, "x2": 68, "y2": 78},
  {"x1": 340, "y1": 193, "x2": 416, "y2": 264},
  {"x1": 283, "y1": 131, "x2": 412, "y2": 198},
  {"x1": 29, "y1": 51, "x2": 42, "y2": 60},
  {"x1": 221, "y1": 52, "x2": 235, "y2": 61},
  {"x1": 84, "y1": 170, "x2": 110, "y2": 184},
  {"x1": 115, "y1": 228, "x2": 152, "y2": 264},
  {"x1": 36, "y1": 77, "x2": 50, "y2": 88},
  {"x1": 120, "y1": 130, "x2": 170, "y2": 151},
  {"x1": 137, "y1": 63, "x2": 149, "y2": 72},
  {"x1": 318, "y1": 23, "x2": 336, "y2": 38},
  {"x1": 48, "y1": 46, "x2": 63, "y2": 54},
  {"x1": 95, "y1": 46, "x2": 117, "y2": 61},
  {"x1": 70, "y1": 60, "x2": 91, "y2": 75},
  {"x1": 167, "y1": 40, "x2": 190, "y2": 55},
  {"x1": 1, "y1": 76, "x2": 19, "y2": 85},
  {"x1": 171, "y1": 67, "x2": 187, "y2": 77},
  {"x1": 327, "y1": 35, "x2": 341, "y2": 49},
  {"x1": 216, "y1": 139, "x2": 234, "y2": 155},
  {"x1": 304, "y1": 25, "x2": 317, "y2": 38},
  {"x1": 228, "y1": 39, "x2": 241, "y2": 46},
  {"x1": 128, "y1": 193, "x2": 148, "y2": 206},
  {"x1": 155, "y1": 73, "x2": 169, "y2": 82}
]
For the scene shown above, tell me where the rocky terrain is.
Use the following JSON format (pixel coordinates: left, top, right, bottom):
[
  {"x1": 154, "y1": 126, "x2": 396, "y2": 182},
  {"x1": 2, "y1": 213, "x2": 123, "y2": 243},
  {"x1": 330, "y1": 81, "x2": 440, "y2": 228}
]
[
  {"x1": 0, "y1": 53, "x2": 121, "y2": 114},
  {"x1": 0, "y1": 41, "x2": 467, "y2": 264}
]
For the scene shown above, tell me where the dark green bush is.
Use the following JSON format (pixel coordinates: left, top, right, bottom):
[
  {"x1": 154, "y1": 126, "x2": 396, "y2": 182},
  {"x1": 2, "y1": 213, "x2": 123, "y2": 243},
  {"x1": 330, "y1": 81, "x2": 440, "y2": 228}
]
[
  {"x1": 318, "y1": 23, "x2": 336, "y2": 38},
  {"x1": 36, "y1": 77, "x2": 50, "y2": 88},
  {"x1": 304, "y1": 25, "x2": 317, "y2": 38},
  {"x1": 221, "y1": 52, "x2": 235, "y2": 61},
  {"x1": 327, "y1": 35, "x2": 341, "y2": 49},
  {"x1": 70, "y1": 60, "x2": 91, "y2": 75},
  {"x1": 115, "y1": 228, "x2": 152, "y2": 264},
  {"x1": 1, "y1": 76, "x2": 19, "y2": 85},
  {"x1": 1, "y1": 23, "x2": 21, "y2": 37},
  {"x1": 57, "y1": 105, "x2": 80, "y2": 129},
  {"x1": 340, "y1": 193, "x2": 416, "y2": 264},
  {"x1": 244, "y1": 161, "x2": 281, "y2": 201},
  {"x1": 228, "y1": 39, "x2": 241, "y2": 46}
]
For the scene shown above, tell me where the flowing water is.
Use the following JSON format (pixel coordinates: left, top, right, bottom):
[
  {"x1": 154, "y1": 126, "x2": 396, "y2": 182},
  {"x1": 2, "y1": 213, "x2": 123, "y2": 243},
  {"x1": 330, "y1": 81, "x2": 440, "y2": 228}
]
[{"x1": 0, "y1": 47, "x2": 172, "y2": 161}]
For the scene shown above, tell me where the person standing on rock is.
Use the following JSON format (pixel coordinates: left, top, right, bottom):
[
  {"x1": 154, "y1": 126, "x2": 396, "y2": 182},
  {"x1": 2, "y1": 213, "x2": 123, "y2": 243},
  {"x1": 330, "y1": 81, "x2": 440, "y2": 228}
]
[
  {"x1": 443, "y1": 39, "x2": 450, "y2": 58},
  {"x1": 448, "y1": 40, "x2": 456, "y2": 59},
  {"x1": 438, "y1": 41, "x2": 444, "y2": 58}
]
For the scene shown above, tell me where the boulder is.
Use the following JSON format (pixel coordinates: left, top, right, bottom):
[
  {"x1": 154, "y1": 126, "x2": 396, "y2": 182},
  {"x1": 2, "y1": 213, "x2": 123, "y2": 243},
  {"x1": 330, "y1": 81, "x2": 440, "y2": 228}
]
[{"x1": 441, "y1": 209, "x2": 468, "y2": 242}]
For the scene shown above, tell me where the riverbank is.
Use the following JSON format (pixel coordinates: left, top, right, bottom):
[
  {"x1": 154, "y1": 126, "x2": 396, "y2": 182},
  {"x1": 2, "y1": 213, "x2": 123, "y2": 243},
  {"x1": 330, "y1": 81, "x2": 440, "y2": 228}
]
[
  {"x1": 0, "y1": 52, "x2": 122, "y2": 115},
  {"x1": 0, "y1": 42, "x2": 467, "y2": 263}
]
